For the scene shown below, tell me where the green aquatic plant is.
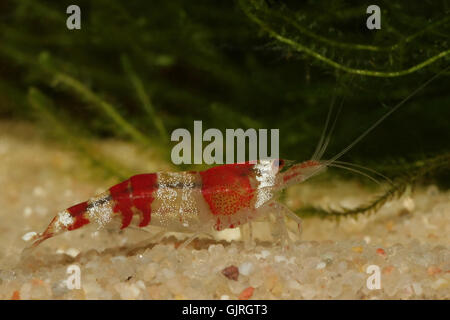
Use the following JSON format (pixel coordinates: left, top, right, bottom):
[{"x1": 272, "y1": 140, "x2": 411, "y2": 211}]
[
  {"x1": 121, "y1": 55, "x2": 168, "y2": 142},
  {"x1": 28, "y1": 87, "x2": 133, "y2": 180},
  {"x1": 239, "y1": 0, "x2": 450, "y2": 77}
]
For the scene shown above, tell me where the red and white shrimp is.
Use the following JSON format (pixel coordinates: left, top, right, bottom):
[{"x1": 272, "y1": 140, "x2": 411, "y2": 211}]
[{"x1": 26, "y1": 159, "x2": 322, "y2": 249}]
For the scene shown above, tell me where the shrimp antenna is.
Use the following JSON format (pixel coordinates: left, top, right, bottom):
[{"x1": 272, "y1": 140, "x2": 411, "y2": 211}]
[
  {"x1": 333, "y1": 160, "x2": 393, "y2": 185},
  {"x1": 312, "y1": 88, "x2": 336, "y2": 161},
  {"x1": 312, "y1": 76, "x2": 352, "y2": 161},
  {"x1": 327, "y1": 163, "x2": 381, "y2": 185},
  {"x1": 324, "y1": 66, "x2": 449, "y2": 166},
  {"x1": 316, "y1": 96, "x2": 344, "y2": 161}
]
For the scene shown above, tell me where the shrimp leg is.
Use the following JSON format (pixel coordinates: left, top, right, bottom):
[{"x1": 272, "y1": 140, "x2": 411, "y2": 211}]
[
  {"x1": 248, "y1": 221, "x2": 254, "y2": 246},
  {"x1": 240, "y1": 220, "x2": 255, "y2": 249},
  {"x1": 269, "y1": 202, "x2": 303, "y2": 249},
  {"x1": 274, "y1": 202, "x2": 303, "y2": 239}
]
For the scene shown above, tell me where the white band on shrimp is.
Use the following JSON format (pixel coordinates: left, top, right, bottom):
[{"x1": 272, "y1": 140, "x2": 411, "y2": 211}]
[
  {"x1": 87, "y1": 193, "x2": 113, "y2": 229},
  {"x1": 254, "y1": 159, "x2": 278, "y2": 208},
  {"x1": 54, "y1": 210, "x2": 75, "y2": 231}
]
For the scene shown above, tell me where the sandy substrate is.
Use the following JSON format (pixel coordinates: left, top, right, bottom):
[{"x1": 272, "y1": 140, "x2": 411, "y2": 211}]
[{"x1": 0, "y1": 121, "x2": 449, "y2": 299}]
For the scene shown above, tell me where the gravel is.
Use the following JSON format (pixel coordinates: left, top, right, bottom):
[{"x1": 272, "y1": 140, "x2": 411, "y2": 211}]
[{"x1": 0, "y1": 121, "x2": 448, "y2": 300}]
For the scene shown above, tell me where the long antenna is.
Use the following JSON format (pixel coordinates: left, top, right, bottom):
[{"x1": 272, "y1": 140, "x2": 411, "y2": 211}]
[
  {"x1": 312, "y1": 88, "x2": 336, "y2": 160},
  {"x1": 324, "y1": 66, "x2": 449, "y2": 166},
  {"x1": 313, "y1": 75, "x2": 354, "y2": 161}
]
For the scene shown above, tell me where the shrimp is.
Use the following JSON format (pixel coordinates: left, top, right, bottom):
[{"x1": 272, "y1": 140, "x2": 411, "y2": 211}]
[
  {"x1": 25, "y1": 67, "x2": 448, "y2": 251},
  {"x1": 26, "y1": 159, "x2": 315, "y2": 250}
]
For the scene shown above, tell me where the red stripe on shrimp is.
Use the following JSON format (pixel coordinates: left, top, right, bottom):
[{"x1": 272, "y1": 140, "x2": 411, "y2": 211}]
[
  {"x1": 66, "y1": 201, "x2": 90, "y2": 230},
  {"x1": 130, "y1": 173, "x2": 157, "y2": 227},
  {"x1": 109, "y1": 180, "x2": 134, "y2": 229},
  {"x1": 200, "y1": 163, "x2": 255, "y2": 216}
]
